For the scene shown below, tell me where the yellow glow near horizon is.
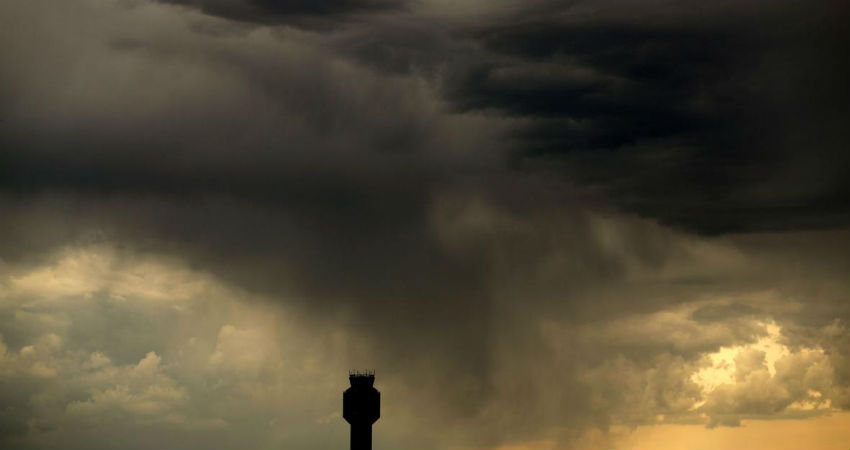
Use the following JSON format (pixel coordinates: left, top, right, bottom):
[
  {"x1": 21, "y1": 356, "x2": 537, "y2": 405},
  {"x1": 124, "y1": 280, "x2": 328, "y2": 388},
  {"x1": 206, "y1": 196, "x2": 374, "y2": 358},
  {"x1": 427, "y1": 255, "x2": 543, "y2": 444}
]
[
  {"x1": 615, "y1": 412, "x2": 850, "y2": 450},
  {"x1": 496, "y1": 413, "x2": 850, "y2": 450}
]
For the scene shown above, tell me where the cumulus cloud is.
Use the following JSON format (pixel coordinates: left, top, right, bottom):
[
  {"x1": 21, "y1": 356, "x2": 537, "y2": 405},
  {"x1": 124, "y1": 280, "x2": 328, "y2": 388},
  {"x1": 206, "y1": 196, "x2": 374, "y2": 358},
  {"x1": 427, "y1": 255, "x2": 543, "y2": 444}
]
[
  {"x1": 66, "y1": 351, "x2": 188, "y2": 419},
  {"x1": 0, "y1": 246, "x2": 365, "y2": 448}
]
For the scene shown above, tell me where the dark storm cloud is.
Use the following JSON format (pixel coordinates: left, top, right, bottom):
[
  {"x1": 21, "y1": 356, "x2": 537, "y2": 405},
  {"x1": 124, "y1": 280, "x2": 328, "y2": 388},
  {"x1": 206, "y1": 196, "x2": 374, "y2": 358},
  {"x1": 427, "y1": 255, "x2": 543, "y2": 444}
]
[
  {"x1": 4, "y1": 0, "x2": 846, "y2": 235},
  {"x1": 319, "y1": 0, "x2": 849, "y2": 233},
  {"x1": 155, "y1": 0, "x2": 406, "y2": 28},
  {"x1": 434, "y1": 0, "x2": 849, "y2": 234}
]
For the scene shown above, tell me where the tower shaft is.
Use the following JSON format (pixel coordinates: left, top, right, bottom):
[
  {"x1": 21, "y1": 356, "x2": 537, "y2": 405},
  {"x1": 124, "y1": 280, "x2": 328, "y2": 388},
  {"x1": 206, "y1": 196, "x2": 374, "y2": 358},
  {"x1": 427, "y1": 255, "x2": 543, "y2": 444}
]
[{"x1": 350, "y1": 423, "x2": 372, "y2": 450}]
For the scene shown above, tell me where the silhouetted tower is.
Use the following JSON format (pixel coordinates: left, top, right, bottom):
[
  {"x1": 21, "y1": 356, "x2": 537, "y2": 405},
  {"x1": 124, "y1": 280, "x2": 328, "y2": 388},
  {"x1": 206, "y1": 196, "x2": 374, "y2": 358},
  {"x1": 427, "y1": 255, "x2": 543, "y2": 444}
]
[{"x1": 343, "y1": 371, "x2": 380, "y2": 450}]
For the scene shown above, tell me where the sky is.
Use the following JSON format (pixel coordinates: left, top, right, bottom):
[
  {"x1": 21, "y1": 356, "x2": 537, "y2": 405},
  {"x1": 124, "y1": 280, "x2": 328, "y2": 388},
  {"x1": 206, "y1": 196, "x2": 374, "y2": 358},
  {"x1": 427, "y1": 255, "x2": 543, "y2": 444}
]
[{"x1": 0, "y1": 0, "x2": 847, "y2": 448}]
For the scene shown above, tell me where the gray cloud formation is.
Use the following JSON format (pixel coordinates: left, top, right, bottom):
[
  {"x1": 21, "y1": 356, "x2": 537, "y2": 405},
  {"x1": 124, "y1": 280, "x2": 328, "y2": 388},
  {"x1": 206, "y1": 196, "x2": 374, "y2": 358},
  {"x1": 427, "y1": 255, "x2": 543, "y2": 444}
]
[
  {"x1": 2, "y1": 0, "x2": 847, "y2": 232},
  {"x1": 332, "y1": 0, "x2": 849, "y2": 233},
  {"x1": 154, "y1": 0, "x2": 406, "y2": 28}
]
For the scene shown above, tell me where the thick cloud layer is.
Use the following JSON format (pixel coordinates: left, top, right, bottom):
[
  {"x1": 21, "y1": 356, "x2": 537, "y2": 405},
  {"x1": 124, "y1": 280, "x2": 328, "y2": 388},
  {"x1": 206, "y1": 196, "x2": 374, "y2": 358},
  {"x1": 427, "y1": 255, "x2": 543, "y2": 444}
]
[
  {"x1": 0, "y1": 0, "x2": 847, "y2": 448},
  {"x1": 155, "y1": 0, "x2": 406, "y2": 28},
  {"x1": 358, "y1": 1, "x2": 847, "y2": 233},
  {"x1": 434, "y1": 0, "x2": 848, "y2": 233},
  {"x1": 2, "y1": 0, "x2": 847, "y2": 232}
]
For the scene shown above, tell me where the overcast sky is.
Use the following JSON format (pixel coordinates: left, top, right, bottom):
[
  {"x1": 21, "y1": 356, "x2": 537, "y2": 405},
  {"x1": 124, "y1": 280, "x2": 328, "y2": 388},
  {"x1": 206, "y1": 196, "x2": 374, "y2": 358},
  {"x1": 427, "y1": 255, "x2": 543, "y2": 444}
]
[{"x1": 0, "y1": 0, "x2": 848, "y2": 448}]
